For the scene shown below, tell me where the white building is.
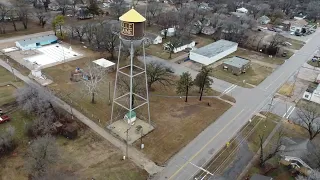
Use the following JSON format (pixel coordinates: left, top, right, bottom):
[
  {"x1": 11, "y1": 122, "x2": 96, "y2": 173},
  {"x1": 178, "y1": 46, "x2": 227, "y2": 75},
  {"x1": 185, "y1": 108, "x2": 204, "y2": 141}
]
[
  {"x1": 145, "y1": 33, "x2": 163, "y2": 45},
  {"x1": 236, "y1": 7, "x2": 248, "y2": 14},
  {"x1": 93, "y1": 58, "x2": 115, "y2": 72},
  {"x1": 189, "y1": 40, "x2": 238, "y2": 65},
  {"x1": 303, "y1": 83, "x2": 320, "y2": 104},
  {"x1": 161, "y1": 28, "x2": 175, "y2": 37},
  {"x1": 164, "y1": 39, "x2": 195, "y2": 53}
]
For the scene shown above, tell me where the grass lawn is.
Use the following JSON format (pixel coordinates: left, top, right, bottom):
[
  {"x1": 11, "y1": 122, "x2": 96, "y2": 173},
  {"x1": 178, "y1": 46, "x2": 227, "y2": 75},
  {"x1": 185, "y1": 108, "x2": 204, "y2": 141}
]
[
  {"x1": 281, "y1": 36, "x2": 305, "y2": 50},
  {"x1": 278, "y1": 83, "x2": 294, "y2": 97},
  {"x1": 212, "y1": 63, "x2": 274, "y2": 88},
  {"x1": 135, "y1": 96, "x2": 231, "y2": 165},
  {"x1": 230, "y1": 48, "x2": 289, "y2": 65},
  {"x1": 0, "y1": 21, "x2": 49, "y2": 40},
  {"x1": 0, "y1": 129, "x2": 148, "y2": 180},
  {"x1": 0, "y1": 55, "x2": 30, "y2": 76},
  {"x1": 307, "y1": 60, "x2": 320, "y2": 68},
  {"x1": 43, "y1": 57, "x2": 232, "y2": 165}
]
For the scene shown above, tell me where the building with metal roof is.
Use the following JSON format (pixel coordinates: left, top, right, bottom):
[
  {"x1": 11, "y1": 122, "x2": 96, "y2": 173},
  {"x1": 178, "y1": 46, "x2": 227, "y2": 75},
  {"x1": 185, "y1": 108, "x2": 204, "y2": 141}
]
[
  {"x1": 222, "y1": 56, "x2": 250, "y2": 75},
  {"x1": 189, "y1": 40, "x2": 238, "y2": 65},
  {"x1": 15, "y1": 34, "x2": 58, "y2": 51}
]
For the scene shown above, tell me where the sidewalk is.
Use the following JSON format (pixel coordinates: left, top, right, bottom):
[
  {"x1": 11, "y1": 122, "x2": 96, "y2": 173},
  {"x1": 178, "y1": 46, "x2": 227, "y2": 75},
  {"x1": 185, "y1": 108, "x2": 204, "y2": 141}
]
[{"x1": 0, "y1": 59, "x2": 162, "y2": 175}]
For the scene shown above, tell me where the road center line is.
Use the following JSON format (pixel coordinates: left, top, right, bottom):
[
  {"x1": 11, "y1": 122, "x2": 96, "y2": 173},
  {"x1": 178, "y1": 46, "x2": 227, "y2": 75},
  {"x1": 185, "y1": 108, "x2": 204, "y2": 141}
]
[
  {"x1": 168, "y1": 109, "x2": 245, "y2": 180},
  {"x1": 225, "y1": 85, "x2": 237, "y2": 94},
  {"x1": 222, "y1": 85, "x2": 236, "y2": 94},
  {"x1": 265, "y1": 72, "x2": 285, "y2": 90}
]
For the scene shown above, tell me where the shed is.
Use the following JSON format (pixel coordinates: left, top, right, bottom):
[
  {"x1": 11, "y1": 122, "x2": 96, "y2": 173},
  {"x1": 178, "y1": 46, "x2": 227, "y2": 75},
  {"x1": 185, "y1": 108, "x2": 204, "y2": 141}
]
[
  {"x1": 16, "y1": 35, "x2": 58, "y2": 51},
  {"x1": 189, "y1": 40, "x2": 238, "y2": 65},
  {"x1": 93, "y1": 58, "x2": 115, "y2": 71},
  {"x1": 124, "y1": 111, "x2": 136, "y2": 124},
  {"x1": 222, "y1": 57, "x2": 250, "y2": 75},
  {"x1": 258, "y1": 15, "x2": 270, "y2": 25}
]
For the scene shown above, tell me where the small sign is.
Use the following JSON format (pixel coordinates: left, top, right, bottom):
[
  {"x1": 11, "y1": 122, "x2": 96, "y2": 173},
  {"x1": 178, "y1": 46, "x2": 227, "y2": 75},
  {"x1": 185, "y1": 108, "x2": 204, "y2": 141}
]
[{"x1": 121, "y1": 22, "x2": 134, "y2": 36}]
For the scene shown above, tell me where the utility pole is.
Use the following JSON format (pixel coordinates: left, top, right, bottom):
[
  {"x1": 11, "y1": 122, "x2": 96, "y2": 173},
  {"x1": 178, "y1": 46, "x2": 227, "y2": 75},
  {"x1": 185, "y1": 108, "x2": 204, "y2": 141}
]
[{"x1": 108, "y1": 81, "x2": 111, "y2": 105}]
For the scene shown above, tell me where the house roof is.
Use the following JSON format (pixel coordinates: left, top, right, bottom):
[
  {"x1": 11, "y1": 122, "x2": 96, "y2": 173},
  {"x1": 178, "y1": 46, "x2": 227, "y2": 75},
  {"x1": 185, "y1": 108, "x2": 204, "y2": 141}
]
[
  {"x1": 291, "y1": 19, "x2": 308, "y2": 27},
  {"x1": 191, "y1": 40, "x2": 238, "y2": 58},
  {"x1": 119, "y1": 8, "x2": 146, "y2": 22},
  {"x1": 250, "y1": 174, "x2": 273, "y2": 180},
  {"x1": 259, "y1": 15, "x2": 270, "y2": 22},
  {"x1": 16, "y1": 35, "x2": 58, "y2": 47},
  {"x1": 223, "y1": 56, "x2": 250, "y2": 68}
]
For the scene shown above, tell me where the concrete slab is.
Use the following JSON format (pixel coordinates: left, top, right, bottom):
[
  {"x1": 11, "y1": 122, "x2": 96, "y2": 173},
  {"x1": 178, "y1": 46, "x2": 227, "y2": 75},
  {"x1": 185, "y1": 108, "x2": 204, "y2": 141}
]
[{"x1": 108, "y1": 119, "x2": 154, "y2": 145}]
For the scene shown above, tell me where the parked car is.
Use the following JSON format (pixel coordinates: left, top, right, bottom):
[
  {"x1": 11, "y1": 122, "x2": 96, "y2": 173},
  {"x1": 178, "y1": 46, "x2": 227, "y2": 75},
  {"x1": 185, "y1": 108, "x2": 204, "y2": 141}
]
[{"x1": 0, "y1": 115, "x2": 10, "y2": 124}]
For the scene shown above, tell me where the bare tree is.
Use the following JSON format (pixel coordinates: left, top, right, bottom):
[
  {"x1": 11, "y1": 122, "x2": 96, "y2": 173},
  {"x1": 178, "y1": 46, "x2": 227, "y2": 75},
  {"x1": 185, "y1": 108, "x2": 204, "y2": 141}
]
[
  {"x1": 81, "y1": 63, "x2": 107, "y2": 104},
  {"x1": 307, "y1": 1, "x2": 320, "y2": 22},
  {"x1": 7, "y1": 6, "x2": 18, "y2": 31},
  {"x1": 277, "y1": 0, "x2": 297, "y2": 15},
  {"x1": 176, "y1": 72, "x2": 193, "y2": 102},
  {"x1": 74, "y1": 25, "x2": 86, "y2": 42},
  {"x1": 194, "y1": 67, "x2": 213, "y2": 101},
  {"x1": 146, "y1": 61, "x2": 174, "y2": 90},
  {"x1": 15, "y1": 0, "x2": 30, "y2": 29},
  {"x1": 99, "y1": 22, "x2": 120, "y2": 60},
  {"x1": 0, "y1": 125, "x2": 16, "y2": 156},
  {"x1": 0, "y1": 3, "x2": 9, "y2": 34},
  {"x1": 56, "y1": 0, "x2": 70, "y2": 16},
  {"x1": 28, "y1": 116, "x2": 55, "y2": 137},
  {"x1": 146, "y1": 1, "x2": 163, "y2": 26},
  {"x1": 109, "y1": 0, "x2": 128, "y2": 19},
  {"x1": 259, "y1": 127, "x2": 284, "y2": 167},
  {"x1": 158, "y1": 11, "x2": 178, "y2": 39},
  {"x1": 34, "y1": 8, "x2": 50, "y2": 28},
  {"x1": 16, "y1": 84, "x2": 56, "y2": 119},
  {"x1": 296, "y1": 104, "x2": 320, "y2": 140},
  {"x1": 25, "y1": 135, "x2": 58, "y2": 179}
]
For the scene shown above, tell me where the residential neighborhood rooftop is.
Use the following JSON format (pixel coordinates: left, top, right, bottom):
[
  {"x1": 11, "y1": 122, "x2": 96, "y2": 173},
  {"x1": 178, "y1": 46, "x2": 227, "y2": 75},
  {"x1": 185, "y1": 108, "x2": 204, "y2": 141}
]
[{"x1": 191, "y1": 40, "x2": 238, "y2": 58}]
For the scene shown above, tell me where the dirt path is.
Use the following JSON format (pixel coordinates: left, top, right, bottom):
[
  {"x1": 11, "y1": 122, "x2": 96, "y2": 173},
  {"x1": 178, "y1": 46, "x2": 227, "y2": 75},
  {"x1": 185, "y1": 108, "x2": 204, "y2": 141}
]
[{"x1": 0, "y1": 59, "x2": 163, "y2": 176}]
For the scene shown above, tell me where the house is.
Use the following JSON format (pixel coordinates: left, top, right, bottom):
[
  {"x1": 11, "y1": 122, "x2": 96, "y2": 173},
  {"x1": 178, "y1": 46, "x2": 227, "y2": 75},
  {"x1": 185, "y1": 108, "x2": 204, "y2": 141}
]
[
  {"x1": 222, "y1": 57, "x2": 250, "y2": 75},
  {"x1": 77, "y1": 6, "x2": 93, "y2": 20},
  {"x1": 258, "y1": 15, "x2": 270, "y2": 25},
  {"x1": 236, "y1": 7, "x2": 248, "y2": 14},
  {"x1": 161, "y1": 27, "x2": 175, "y2": 37},
  {"x1": 231, "y1": 12, "x2": 248, "y2": 18},
  {"x1": 290, "y1": 19, "x2": 308, "y2": 33},
  {"x1": 15, "y1": 35, "x2": 58, "y2": 51},
  {"x1": 302, "y1": 82, "x2": 320, "y2": 104},
  {"x1": 201, "y1": 26, "x2": 215, "y2": 35},
  {"x1": 280, "y1": 138, "x2": 318, "y2": 176},
  {"x1": 294, "y1": 12, "x2": 307, "y2": 20},
  {"x1": 164, "y1": 38, "x2": 195, "y2": 53},
  {"x1": 145, "y1": 33, "x2": 163, "y2": 45},
  {"x1": 93, "y1": 58, "x2": 115, "y2": 72},
  {"x1": 189, "y1": 40, "x2": 238, "y2": 65},
  {"x1": 250, "y1": 174, "x2": 273, "y2": 180}
]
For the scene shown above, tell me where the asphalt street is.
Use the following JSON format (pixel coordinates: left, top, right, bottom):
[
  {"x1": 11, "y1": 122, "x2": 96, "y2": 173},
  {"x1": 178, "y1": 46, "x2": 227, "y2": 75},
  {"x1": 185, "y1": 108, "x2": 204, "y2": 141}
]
[{"x1": 154, "y1": 30, "x2": 320, "y2": 180}]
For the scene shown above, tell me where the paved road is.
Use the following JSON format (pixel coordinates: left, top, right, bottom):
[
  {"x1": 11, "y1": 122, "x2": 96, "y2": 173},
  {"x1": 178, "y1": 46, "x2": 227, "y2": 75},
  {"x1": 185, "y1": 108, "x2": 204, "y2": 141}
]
[
  {"x1": 154, "y1": 30, "x2": 320, "y2": 180},
  {"x1": 0, "y1": 59, "x2": 162, "y2": 176}
]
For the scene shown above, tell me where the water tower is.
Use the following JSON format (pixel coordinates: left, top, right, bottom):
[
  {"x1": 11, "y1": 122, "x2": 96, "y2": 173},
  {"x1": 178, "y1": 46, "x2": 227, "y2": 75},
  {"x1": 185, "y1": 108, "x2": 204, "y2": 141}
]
[{"x1": 110, "y1": 8, "x2": 151, "y2": 127}]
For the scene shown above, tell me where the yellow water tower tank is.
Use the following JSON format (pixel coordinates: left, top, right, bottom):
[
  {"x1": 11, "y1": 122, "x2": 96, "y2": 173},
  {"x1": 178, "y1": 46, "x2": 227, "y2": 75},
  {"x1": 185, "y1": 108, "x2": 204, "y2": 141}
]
[{"x1": 119, "y1": 8, "x2": 146, "y2": 40}]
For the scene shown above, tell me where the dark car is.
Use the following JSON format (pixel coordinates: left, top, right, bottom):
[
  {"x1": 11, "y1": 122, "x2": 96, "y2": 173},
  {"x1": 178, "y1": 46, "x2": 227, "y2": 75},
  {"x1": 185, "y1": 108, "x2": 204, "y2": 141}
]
[{"x1": 0, "y1": 115, "x2": 10, "y2": 124}]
